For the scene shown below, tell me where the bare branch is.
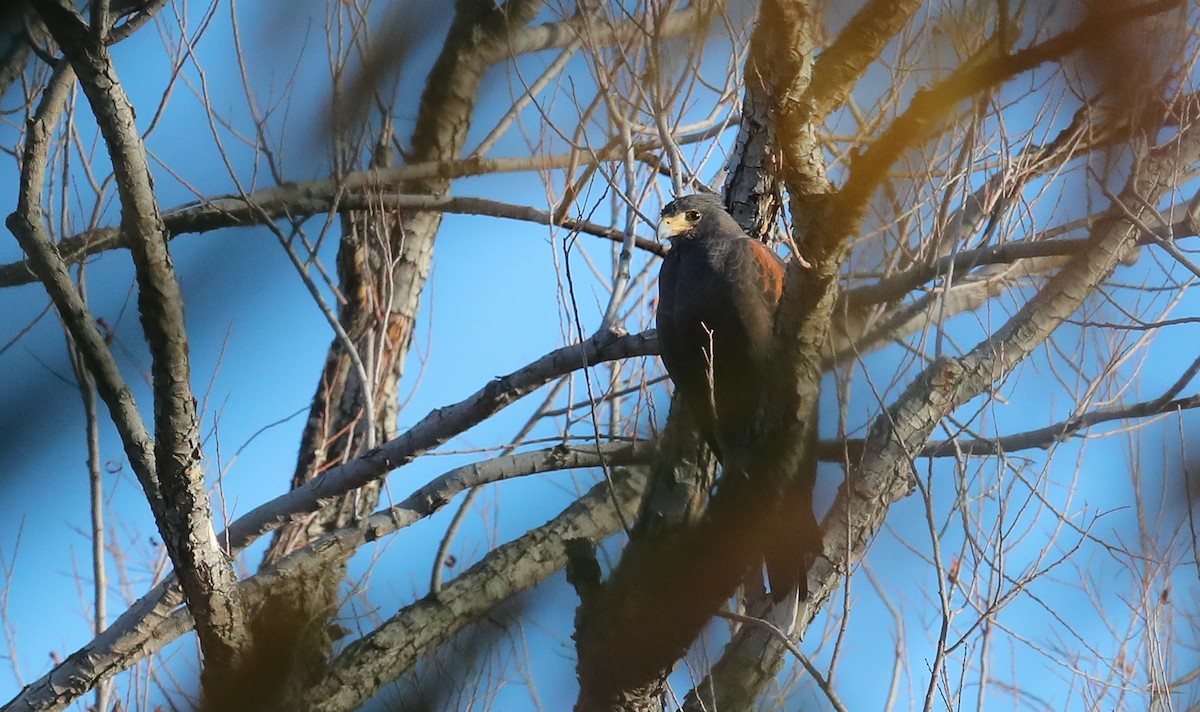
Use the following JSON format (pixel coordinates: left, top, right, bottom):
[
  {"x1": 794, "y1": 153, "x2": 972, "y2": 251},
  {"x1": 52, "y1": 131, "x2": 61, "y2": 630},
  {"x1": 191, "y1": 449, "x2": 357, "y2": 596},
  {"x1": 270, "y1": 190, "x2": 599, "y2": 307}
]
[
  {"x1": 803, "y1": 0, "x2": 925, "y2": 123},
  {"x1": 2, "y1": 444, "x2": 652, "y2": 712},
  {"x1": 834, "y1": 0, "x2": 1185, "y2": 240},
  {"x1": 1, "y1": 331, "x2": 656, "y2": 711},
  {"x1": 29, "y1": 0, "x2": 247, "y2": 674},
  {"x1": 223, "y1": 330, "x2": 656, "y2": 554},
  {"x1": 915, "y1": 392, "x2": 1200, "y2": 457},
  {"x1": 290, "y1": 468, "x2": 651, "y2": 712},
  {"x1": 803, "y1": 109, "x2": 1200, "y2": 648}
]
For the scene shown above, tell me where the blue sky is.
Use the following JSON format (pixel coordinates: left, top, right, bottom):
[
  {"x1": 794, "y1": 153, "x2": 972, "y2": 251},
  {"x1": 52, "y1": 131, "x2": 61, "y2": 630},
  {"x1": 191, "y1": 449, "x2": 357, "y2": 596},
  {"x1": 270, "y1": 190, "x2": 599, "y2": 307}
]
[{"x1": 2, "y1": 2, "x2": 1198, "y2": 710}]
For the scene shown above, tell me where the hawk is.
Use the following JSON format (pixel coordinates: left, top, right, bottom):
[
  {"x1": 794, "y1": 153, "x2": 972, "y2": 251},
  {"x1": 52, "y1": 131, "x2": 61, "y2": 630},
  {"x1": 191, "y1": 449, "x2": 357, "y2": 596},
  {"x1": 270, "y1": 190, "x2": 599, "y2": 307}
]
[{"x1": 655, "y1": 193, "x2": 820, "y2": 601}]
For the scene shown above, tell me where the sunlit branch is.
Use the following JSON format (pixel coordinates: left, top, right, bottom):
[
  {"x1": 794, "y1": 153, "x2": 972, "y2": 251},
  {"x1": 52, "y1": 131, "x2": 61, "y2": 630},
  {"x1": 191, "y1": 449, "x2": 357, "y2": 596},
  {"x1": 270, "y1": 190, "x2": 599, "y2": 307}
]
[
  {"x1": 0, "y1": 169, "x2": 704, "y2": 290},
  {"x1": 833, "y1": 0, "x2": 1185, "y2": 243},
  {"x1": 714, "y1": 611, "x2": 851, "y2": 712},
  {"x1": 916, "y1": 392, "x2": 1200, "y2": 457},
  {"x1": 2, "y1": 443, "x2": 653, "y2": 711},
  {"x1": 803, "y1": 0, "x2": 925, "y2": 123},
  {"x1": 217, "y1": 330, "x2": 656, "y2": 554},
  {"x1": 506, "y1": 1, "x2": 717, "y2": 57},
  {"x1": 853, "y1": 237, "x2": 1089, "y2": 304},
  {"x1": 6, "y1": 61, "x2": 166, "y2": 511},
  {"x1": 31, "y1": 0, "x2": 248, "y2": 670},
  {"x1": 811, "y1": 389, "x2": 1200, "y2": 462},
  {"x1": 800, "y1": 106, "x2": 1200, "y2": 649},
  {"x1": 295, "y1": 467, "x2": 649, "y2": 711}
]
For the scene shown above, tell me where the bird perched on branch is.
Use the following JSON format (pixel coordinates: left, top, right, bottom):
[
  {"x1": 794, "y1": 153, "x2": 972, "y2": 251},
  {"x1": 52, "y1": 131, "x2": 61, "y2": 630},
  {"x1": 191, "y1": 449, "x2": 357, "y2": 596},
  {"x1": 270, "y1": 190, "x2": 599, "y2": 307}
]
[{"x1": 655, "y1": 192, "x2": 820, "y2": 601}]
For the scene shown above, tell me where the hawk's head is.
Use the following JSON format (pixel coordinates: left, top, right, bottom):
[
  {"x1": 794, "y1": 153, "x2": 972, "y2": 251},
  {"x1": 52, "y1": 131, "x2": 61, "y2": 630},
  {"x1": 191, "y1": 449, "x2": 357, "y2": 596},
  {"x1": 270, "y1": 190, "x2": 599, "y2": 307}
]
[{"x1": 656, "y1": 193, "x2": 740, "y2": 243}]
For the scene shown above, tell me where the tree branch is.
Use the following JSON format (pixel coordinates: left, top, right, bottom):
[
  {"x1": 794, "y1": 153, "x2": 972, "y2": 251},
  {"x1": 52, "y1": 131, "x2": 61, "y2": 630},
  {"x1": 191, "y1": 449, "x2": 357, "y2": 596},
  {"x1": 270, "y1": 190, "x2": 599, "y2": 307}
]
[
  {"x1": 295, "y1": 468, "x2": 651, "y2": 712},
  {"x1": 799, "y1": 93, "x2": 1200, "y2": 662},
  {"x1": 680, "y1": 4, "x2": 1189, "y2": 705},
  {"x1": 506, "y1": 1, "x2": 716, "y2": 57},
  {"x1": 222, "y1": 330, "x2": 656, "y2": 553},
  {"x1": 0, "y1": 144, "x2": 754, "y2": 287},
  {"x1": 30, "y1": 0, "x2": 247, "y2": 676},
  {"x1": 802, "y1": 0, "x2": 925, "y2": 122},
  {"x1": 1, "y1": 443, "x2": 652, "y2": 712},
  {"x1": 1, "y1": 330, "x2": 656, "y2": 711},
  {"x1": 5, "y1": 61, "x2": 163, "y2": 508},
  {"x1": 833, "y1": 0, "x2": 1184, "y2": 235},
  {"x1": 919, "y1": 392, "x2": 1200, "y2": 457}
]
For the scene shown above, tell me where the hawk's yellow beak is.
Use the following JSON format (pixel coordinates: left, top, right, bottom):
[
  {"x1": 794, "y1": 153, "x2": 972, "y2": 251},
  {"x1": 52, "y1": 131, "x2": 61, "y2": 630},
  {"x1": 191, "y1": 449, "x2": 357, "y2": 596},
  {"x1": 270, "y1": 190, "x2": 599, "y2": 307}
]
[{"x1": 656, "y1": 214, "x2": 690, "y2": 240}]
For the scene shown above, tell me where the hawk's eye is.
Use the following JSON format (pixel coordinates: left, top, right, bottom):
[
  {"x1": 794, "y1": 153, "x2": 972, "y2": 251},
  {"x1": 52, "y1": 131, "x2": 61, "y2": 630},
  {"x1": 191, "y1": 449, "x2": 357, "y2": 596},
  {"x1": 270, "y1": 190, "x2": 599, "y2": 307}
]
[{"x1": 685, "y1": 210, "x2": 702, "y2": 222}]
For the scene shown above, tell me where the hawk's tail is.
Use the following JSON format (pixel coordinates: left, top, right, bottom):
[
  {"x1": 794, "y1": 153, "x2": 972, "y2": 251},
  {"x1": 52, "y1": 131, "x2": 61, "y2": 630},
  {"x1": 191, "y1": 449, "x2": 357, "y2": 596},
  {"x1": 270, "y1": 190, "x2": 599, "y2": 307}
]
[{"x1": 764, "y1": 487, "x2": 822, "y2": 602}]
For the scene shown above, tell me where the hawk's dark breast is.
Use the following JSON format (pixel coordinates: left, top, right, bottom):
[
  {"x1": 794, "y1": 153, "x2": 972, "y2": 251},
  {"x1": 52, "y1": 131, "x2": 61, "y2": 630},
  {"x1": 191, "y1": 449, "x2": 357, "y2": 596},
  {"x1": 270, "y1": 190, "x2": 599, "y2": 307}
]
[{"x1": 657, "y1": 235, "x2": 783, "y2": 458}]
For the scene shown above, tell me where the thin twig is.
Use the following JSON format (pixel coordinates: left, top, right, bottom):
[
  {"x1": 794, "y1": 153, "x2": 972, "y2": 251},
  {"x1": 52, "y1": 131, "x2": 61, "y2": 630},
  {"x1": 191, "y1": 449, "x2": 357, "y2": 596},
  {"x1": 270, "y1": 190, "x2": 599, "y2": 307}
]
[{"x1": 714, "y1": 611, "x2": 851, "y2": 712}]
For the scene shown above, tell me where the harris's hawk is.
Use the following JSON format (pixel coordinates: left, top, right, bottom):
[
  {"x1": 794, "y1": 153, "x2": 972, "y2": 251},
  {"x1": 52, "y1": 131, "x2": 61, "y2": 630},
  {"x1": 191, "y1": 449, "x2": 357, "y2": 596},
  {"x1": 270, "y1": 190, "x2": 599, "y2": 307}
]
[{"x1": 655, "y1": 193, "x2": 821, "y2": 601}]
